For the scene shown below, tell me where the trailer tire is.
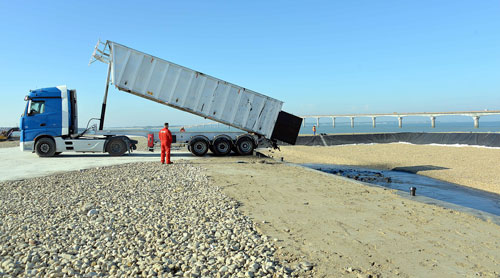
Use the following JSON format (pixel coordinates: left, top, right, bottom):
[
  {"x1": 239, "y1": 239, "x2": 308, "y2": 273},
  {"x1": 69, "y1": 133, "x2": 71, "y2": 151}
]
[
  {"x1": 212, "y1": 136, "x2": 232, "y2": 156},
  {"x1": 106, "y1": 138, "x2": 127, "y2": 156},
  {"x1": 236, "y1": 135, "x2": 255, "y2": 156},
  {"x1": 35, "y1": 138, "x2": 56, "y2": 157},
  {"x1": 189, "y1": 137, "x2": 209, "y2": 156}
]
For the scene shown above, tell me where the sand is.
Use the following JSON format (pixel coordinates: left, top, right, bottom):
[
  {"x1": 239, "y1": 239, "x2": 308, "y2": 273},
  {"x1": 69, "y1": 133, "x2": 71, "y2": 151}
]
[
  {"x1": 197, "y1": 155, "x2": 500, "y2": 277},
  {"x1": 273, "y1": 144, "x2": 500, "y2": 195}
]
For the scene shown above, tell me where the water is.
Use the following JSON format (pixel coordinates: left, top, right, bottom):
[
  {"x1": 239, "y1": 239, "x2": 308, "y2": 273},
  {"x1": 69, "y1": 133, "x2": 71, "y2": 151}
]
[
  {"x1": 96, "y1": 120, "x2": 500, "y2": 137},
  {"x1": 301, "y1": 120, "x2": 500, "y2": 135},
  {"x1": 305, "y1": 164, "x2": 500, "y2": 217}
]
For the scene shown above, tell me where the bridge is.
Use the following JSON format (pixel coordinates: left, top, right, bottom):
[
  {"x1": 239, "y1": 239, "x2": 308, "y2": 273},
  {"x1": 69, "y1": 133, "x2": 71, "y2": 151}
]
[{"x1": 301, "y1": 110, "x2": 500, "y2": 129}]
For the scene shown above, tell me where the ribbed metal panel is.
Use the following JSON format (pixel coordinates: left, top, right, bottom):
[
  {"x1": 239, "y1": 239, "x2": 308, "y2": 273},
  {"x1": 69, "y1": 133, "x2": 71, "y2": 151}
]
[{"x1": 108, "y1": 41, "x2": 283, "y2": 139}]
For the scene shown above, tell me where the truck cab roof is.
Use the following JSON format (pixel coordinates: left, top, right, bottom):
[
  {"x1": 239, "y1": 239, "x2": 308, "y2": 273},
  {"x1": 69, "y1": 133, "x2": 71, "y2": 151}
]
[{"x1": 28, "y1": 86, "x2": 66, "y2": 98}]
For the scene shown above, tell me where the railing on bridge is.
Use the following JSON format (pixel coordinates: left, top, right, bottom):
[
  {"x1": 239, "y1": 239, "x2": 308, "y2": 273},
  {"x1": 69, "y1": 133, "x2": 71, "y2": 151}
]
[{"x1": 300, "y1": 110, "x2": 500, "y2": 129}]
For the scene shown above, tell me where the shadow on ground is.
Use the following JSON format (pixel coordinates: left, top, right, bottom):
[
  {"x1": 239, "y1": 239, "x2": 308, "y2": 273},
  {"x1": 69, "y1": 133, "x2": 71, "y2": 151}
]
[
  {"x1": 48, "y1": 152, "x2": 191, "y2": 158},
  {"x1": 392, "y1": 165, "x2": 449, "y2": 173}
]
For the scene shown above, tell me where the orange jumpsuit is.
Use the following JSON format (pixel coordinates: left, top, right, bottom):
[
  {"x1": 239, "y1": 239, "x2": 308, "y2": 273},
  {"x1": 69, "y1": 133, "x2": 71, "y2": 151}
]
[{"x1": 159, "y1": 127, "x2": 172, "y2": 164}]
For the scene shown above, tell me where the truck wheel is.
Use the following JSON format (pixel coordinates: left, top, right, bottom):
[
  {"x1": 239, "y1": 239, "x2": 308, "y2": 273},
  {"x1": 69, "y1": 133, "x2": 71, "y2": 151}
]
[
  {"x1": 212, "y1": 136, "x2": 232, "y2": 156},
  {"x1": 189, "y1": 138, "x2": 209, "y2": 156},
  {"x1": 236, "y1": 135, "x2": 255, "y2": 156},
  {"x1": 107, "y1": 138, "x2": 127, "y2": 156},
  {"x1": 35, "y1": 138, "x2": 56, "y2": 157}
]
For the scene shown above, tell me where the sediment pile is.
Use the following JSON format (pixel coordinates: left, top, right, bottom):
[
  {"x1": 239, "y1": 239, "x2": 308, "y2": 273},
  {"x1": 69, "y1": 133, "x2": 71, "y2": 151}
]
[{"x1": 0, "y1": 162, "x2": 311, "y2": 277}]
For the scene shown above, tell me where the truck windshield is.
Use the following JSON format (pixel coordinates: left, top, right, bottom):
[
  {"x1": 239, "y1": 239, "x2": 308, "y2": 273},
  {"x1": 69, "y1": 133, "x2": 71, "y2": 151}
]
[{"x1": 28, "y1": 100, "x2": 45, "y2": 115}]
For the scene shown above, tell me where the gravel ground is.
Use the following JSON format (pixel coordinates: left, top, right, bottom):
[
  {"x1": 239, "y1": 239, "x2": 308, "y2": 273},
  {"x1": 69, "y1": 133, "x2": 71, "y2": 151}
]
[{"x1": 0, "y1": 162, "x2": 312, "y2": 277}]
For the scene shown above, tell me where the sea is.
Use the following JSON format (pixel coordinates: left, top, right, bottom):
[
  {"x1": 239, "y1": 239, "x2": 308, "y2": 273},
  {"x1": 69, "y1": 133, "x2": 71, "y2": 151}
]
[
  {"x1": 104, "y1": 120, "x2": 500, "y2": 137},
  {"x1": 298, "y1": 120, "x2": 500, "y2": 135}
]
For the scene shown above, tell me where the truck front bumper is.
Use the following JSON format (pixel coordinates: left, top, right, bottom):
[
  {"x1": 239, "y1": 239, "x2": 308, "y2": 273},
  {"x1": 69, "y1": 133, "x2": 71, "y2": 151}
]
[{"x1": 20, "y1": 141, "x2": 34, "y2": 152}]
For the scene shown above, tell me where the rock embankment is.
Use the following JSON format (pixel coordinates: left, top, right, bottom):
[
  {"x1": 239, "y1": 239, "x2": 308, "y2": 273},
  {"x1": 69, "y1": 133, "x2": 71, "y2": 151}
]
[{"x1": 0, "y1": 162, "x2": 311, "y2": 277}]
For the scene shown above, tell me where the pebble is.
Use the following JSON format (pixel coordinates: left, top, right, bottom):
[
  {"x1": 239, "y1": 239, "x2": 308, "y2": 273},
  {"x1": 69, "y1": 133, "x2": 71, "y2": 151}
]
[
  {"x1": 0, "y1": 162, "x2": 313, "y2": 277},
  {"x1": 87, "y1": 209, "x2": 99, "y2": 217},
  {"x1": 301, "y1": 261, "x2": 313, "y2": 270}
]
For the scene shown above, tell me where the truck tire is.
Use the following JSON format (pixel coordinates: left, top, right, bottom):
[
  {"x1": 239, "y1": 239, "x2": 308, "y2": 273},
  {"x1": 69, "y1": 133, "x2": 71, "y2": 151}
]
[
  {"x1": 236, "y1": 135, "x2": 255, "y2": 156},
  {"x1": 212, "y1": 136, "x2": 232, "y2": 156},
  {"x1": 35, "y1": 138, "x2": 56, "y2": 157},
  {"x1": 189, "y1": 137, "x2": 209, "y2": 156},
  {"x1": 106, "y1": 138, "x2": 127, "y2": 156}
]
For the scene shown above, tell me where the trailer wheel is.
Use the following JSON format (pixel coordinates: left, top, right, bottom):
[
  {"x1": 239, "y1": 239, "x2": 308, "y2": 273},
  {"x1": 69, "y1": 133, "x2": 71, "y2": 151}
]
[
  {"x1": 35, "y1": 138, "x2": 56, "y2": 157},
  {"x1": 236, "y1": 135, "x2": 255, "y2": 156},
  {"x1": 106, "y1": 138, "x2": 127, "y2": 156},
  {"x1": 189, "y1": 137, "x2": 209, "y2": 156},
  {"x1": 212, "y1": 136, "x2": 232, "y2": 156}
]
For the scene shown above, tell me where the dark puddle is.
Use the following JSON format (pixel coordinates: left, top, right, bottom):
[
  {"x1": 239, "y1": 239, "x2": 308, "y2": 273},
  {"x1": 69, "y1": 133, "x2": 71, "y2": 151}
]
[{"x1": 303, "y1": 164, "x2": 500, "y2": 217}]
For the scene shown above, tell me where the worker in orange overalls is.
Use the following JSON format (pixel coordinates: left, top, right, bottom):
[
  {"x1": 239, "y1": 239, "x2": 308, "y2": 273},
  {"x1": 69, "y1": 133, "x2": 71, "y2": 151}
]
[{"x1": 159, "y1": 122, "x2": 173, "y2": 164}]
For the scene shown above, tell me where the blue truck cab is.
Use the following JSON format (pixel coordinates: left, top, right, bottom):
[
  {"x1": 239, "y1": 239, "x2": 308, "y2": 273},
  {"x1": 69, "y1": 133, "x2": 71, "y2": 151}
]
[{"x1": 20, "y1": 85, "x2": 136, "y2": 157}]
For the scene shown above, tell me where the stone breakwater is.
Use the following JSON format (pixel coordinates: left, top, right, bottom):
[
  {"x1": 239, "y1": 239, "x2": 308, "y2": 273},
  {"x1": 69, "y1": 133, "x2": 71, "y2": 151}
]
[{"x1": 0, "y1": 162, "x2": 312, "y2": 277}]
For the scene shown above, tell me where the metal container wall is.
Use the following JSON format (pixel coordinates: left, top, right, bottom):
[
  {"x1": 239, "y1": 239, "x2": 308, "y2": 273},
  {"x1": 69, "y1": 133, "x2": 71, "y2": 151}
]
[{"x1": 108, "y1": 41, "x2": 283, "y2": 139}]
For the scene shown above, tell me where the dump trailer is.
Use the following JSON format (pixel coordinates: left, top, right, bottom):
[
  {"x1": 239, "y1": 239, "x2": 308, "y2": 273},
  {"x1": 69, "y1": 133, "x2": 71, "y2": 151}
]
[
  {"x1": 19, "y1": 40, "x2": 302, "y2": 157},
  {"x1": 91, "y1": 40, "x2": 302, "y2": 144}
]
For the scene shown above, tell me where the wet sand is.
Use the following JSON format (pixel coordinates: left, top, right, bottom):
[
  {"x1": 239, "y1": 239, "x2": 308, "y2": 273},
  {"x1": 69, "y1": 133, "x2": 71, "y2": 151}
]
[
  {"x1": 197, "y1": 155, "x2": 500, "y2": 277},
  {"x1": 273, "y1": 144, "x2": 500, "y2": 195}
]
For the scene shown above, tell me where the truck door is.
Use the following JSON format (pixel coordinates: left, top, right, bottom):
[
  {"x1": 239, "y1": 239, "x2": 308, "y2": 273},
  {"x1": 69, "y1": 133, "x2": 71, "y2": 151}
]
[
  {"x1": 23, "y1": 99, "x2": 47, "y2": 142},
  {"x1": 23, "y1": 98, "x2": 62, "y2": 142}
]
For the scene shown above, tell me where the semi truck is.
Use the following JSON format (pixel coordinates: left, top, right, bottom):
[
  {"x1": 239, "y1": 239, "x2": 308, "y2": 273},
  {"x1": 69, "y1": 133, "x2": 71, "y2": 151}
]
[{"x1": 20, "y1": 40, "x2": 302, "y2": 157}]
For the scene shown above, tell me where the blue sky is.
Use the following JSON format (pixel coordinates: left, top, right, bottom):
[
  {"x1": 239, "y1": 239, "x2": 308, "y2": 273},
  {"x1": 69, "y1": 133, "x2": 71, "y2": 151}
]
[{"x1": 1, "y1": 0, "x2": 499, "y2": 127}]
